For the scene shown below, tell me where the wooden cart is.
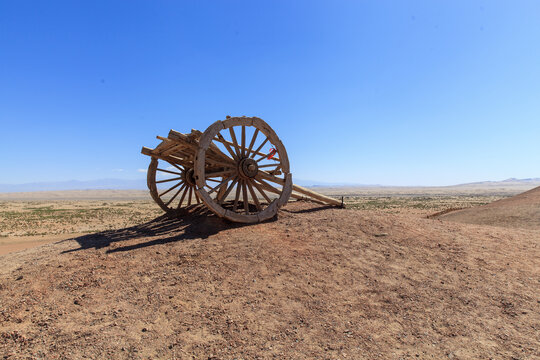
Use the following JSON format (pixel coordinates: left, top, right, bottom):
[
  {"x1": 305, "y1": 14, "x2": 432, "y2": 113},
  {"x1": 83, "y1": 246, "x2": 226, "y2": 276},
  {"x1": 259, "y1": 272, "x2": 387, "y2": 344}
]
[{"x1": 141, "y1": 116, "x2": 342, "y2": 223}]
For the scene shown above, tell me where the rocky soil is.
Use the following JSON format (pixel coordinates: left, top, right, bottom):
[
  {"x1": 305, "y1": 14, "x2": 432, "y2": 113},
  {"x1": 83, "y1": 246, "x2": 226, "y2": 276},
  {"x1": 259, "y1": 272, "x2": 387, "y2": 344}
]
[{"x1": 0, "y1": 201, "x2": 539, "y2": 359}]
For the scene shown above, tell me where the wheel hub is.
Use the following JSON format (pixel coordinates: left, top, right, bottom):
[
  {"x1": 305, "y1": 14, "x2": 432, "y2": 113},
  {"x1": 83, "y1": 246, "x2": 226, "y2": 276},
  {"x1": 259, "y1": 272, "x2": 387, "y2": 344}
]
[
  {"x1": 184, "y1": 168, "x2": 196, "y2": 186},
  {"x1": 239, "y1": 158, "x2": 258, "y2": 178}
]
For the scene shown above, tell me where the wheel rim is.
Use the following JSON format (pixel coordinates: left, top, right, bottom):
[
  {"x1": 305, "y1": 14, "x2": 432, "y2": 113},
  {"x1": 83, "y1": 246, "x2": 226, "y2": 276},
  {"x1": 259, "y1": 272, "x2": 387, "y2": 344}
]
[{"x1": 194, "y1": 117, "x2": 292, "y2": 223}]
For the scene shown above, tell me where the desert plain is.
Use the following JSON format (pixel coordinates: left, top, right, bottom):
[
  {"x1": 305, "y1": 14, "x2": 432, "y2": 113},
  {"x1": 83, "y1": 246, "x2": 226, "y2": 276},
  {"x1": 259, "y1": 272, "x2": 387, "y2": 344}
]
[{"x1": 0, "y1": 184, "x2": 539, "y2": 359}]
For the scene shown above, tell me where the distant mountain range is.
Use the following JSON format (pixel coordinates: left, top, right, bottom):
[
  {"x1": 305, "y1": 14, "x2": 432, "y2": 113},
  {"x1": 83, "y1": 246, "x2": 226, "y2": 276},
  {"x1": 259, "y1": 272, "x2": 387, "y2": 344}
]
[
  {"x1": 450, "y1": 178, "x2": 540, "y2": 188},
  {"x1": 0, "y1": 178, "x2": 367, "y2": 192},
  {"x1": 0, "y1": 177, "x2": 538, "y2": 193},
  {"x1": 0, "y1": 179, "x2": 148, "y2": 193}
]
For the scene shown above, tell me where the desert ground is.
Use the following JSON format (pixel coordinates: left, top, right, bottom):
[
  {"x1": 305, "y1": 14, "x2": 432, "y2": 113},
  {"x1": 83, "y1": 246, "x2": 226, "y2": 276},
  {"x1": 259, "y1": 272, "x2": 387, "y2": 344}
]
[{"x1": 0, "y1": 186, "x2": 539, "y2": 359}]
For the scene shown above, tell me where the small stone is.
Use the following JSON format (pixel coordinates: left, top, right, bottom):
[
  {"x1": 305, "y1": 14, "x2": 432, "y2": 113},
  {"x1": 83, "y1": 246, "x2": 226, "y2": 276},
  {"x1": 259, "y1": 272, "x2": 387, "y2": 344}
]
[
  {"x1": 374, "y1": 233, "x2": 388, "y2": 237},
  {"x1": 142, "y1": 328, "x2": 148, "y2": 332},
  {"x1": 16, "y1": 276, "x2": 23, "y2": 281}
]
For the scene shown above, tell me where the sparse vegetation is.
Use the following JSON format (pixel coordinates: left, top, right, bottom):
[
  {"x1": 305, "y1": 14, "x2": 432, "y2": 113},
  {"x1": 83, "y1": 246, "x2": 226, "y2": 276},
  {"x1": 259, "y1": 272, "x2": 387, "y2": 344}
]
[
  {"x1": 344, "y1": 195, "x2": 508, "y2": 212},
  {"x1": 0, "y1": 195, "x2": 512, "y2": 237},
  {"x1": 0, "y1": 201, "x2": 162, "y2": 237}
]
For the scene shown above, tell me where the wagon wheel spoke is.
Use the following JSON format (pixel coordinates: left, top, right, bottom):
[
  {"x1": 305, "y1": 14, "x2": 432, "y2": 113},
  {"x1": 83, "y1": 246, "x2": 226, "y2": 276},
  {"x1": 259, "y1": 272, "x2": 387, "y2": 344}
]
[
  {"x1": 256, "y1": 171, "x2": 285, "y2": 187},
  {"x1": 214, "y1": 133, "x2": 239, "y2": 161},
  {"x1": 165, "y1": 183, "x2": 186, "y2": 207},
  {"x1": 156, "y1": 168, "x2": 183, "y2": 176},
  {"x1": 232, "y1": 181, "x2": 242, "y2": 211},
  {"x1": 250, "y1": 179, "x2": 272, "y2": 204},
  {"x1": 208, "y1": 174, "x2": 236, "y2": 195},
  {"x1": 257, "y1": 164, "x2": 280, "y2": 169},
  {"x1": 165, "y1": 160, "x2": 185, "y2": 173},
  {"x1": 247, "y1": 180, "x2": 262, "y2": 211},
  {"x1": 194, "y1": 190, "x2": 201, "y2": 204},
  {"x1": 256, "y1": 154, "x2": 280, "y2": 163},
  {"x1": 241, "y1": 125, "x2": 246, "y2": 158},
  {"x1": 155, "y1": 176, "x2": 183, "y2": 183},
  {"x1": 187, "y1": 187, "x2": 193, "y2": 206},
  {"x1": 253, "y1": 177, "x2": 282, "y2": 196},
  {"x1": 159, "y1": 180, "x2": 184, "y2": 197},
  {"x1": 249, "y1": 138, "x2": 269, "y2": 159},
  {"x1": 214, "y1": 133, "x2": 268, "y2": 159},
  {"x1": 208, "y1": 142, "x2": 237, "y2": 164},
  {"x1": 242, "y1": 180, "x2": 250, "y2": 214},
  {"x1": 218, "y1": 178, "x2": 238, "y2": 204},
  {"x1": 245, "y1": 129, "x2": 259, "y2": 158},
  {"x1": 177, "y1": 186, "x2": 189, "y2": 209},
  {"x1": 229, "y1": 127, "x2": 241, "y2": 158}
]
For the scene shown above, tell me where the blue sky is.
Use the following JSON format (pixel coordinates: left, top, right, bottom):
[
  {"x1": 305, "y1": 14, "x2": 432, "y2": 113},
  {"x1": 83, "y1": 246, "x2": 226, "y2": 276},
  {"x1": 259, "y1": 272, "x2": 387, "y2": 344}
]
[{"x1": 1, "y1": 1, "x2": 539, "y2": 186}]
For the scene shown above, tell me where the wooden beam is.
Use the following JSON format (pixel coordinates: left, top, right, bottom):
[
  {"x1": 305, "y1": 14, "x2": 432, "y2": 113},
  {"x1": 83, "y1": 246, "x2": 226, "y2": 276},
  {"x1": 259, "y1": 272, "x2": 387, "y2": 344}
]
[{"x1": 257, "y1": 171, "x2": 342, "y2": 207}]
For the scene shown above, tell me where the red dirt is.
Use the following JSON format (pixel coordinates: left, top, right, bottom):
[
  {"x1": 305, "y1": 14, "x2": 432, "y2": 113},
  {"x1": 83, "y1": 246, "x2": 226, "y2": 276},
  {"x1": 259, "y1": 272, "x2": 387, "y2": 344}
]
[
  {"x1": 1, "y1": 201, "x2": 539, "y2": 359},
  {"x1": 437, "y1": 186, "x2": 540, "y2": 229}
]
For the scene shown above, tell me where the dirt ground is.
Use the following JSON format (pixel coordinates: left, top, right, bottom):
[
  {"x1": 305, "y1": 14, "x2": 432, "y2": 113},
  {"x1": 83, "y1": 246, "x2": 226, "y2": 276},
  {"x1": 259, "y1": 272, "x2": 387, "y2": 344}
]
[
  {"x1": 0, "y1": 201, "x2": 163, "y2": 255},
  {"x1": 1, "y1": 198, "x2": 539, "y2": 359},
  {"x1": 0, "y1": 194, "x2": 504, "y2": 255}
]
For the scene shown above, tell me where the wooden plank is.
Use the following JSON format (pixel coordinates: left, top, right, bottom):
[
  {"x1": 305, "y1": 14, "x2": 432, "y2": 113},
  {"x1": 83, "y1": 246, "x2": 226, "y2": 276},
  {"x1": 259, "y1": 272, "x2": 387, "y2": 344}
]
[
  {"x1": 257, "y1": 171, "x2": 341, "y2": 206},
  {"x1": 291, "y1": 184, "x2": 342, "y2": 207},
  {"x1": 141, "y1": 147, "x2": 154, "y2": 156}
]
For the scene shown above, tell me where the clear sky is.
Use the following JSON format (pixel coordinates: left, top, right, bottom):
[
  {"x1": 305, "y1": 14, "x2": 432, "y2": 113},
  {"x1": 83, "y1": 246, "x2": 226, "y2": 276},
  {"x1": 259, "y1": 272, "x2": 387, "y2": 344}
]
[{"x1": 1, "y1": 1, "x2": 539, "y2": 186}]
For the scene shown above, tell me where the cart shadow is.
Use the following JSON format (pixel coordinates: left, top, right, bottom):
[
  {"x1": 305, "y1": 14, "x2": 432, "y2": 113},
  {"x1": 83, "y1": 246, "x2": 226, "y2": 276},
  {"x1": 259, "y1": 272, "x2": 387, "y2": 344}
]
[{"x1": 61, "y1": 205, "x2": 251, "y2": 254}]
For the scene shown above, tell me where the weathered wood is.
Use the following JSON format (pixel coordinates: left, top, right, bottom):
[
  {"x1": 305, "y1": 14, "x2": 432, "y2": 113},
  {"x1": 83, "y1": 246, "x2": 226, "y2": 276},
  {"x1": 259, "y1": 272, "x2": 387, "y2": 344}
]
[
  {"x1": 256, "y1": 171, "x2": 338, "y2": 205},
  {"x1": 292, "y1": 184, "x2": 342, "y2": 207},
  {"x1": 141, "y1": 147, "x2": 154, "y2": 156},
  {"x1": 169, "y1": 129, "x2": 234, "y2": 164},
  {"x1": 242, "y1": 180, "x2": 250, "y2": 214},
  {"x1": 218, "y1": 178, "x2": 238, "y2": 204},
  {"x1": 249, "y1": 138, "x2": 269, "y2": 159},
  {"x1": 144, "y1": 116, "x2": 342, "y2": 223},
  {"x1": 213, "y1": 136, "x2": 270, "y2": 159},
  {"x1": 254, "y1": 179, "x2": 304, "y2": 201},
  {"x1": 249, "y1": 179, "x2": 272, "y2": 203},
  {"x1": 194, "y1": 117, "x2": 293, "y2": 223},
  {"x1": 247, "y1": 181, "x2": 262, "y2": 211}
]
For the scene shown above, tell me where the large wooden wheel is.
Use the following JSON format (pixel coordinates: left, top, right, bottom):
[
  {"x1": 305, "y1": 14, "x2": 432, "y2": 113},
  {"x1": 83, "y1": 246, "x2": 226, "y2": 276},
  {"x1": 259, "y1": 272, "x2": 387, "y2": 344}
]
[
  {"x1": 194, "y1": 117, "x2": 293, "y2": 223},
  {"x1": 147, "y1": 157, "x2": 201, "y2": 212}
]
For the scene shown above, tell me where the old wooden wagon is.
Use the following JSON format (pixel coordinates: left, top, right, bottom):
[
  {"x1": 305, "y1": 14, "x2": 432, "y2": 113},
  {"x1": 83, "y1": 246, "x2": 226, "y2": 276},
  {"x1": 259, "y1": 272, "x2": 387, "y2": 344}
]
[{"x1": 141, "y1": 116, "x2": 342, "y2": 223}]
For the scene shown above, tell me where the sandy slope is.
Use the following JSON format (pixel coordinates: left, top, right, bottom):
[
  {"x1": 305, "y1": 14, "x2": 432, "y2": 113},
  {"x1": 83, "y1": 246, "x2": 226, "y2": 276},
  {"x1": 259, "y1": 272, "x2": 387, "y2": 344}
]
[
  {"x1": 0, "y1": 202, "x2": 539, "y2": 359},
  {"x1": 0, "y1": 234, "x2": 85, "y2": 256},
  {"x1": 437, "y1": 186, "x2": 540, "y2": 230}
]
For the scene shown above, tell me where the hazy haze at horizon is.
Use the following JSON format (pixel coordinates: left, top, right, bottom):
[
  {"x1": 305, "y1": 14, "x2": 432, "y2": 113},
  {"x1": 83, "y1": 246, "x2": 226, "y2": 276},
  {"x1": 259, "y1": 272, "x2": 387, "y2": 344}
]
[{"x1": 1, "y1": 1, "x2": 539, "y2": 186}]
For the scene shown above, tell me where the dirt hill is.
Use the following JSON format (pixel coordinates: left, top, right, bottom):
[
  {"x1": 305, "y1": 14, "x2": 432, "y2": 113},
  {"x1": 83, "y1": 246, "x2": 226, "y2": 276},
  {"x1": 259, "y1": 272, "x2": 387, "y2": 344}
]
[
  {"x1": 436, "y1": 186, "x2": 540, "y2": 229},
  {"x1": 1, "y1": 202, "x2": 539, "y2": 359}
]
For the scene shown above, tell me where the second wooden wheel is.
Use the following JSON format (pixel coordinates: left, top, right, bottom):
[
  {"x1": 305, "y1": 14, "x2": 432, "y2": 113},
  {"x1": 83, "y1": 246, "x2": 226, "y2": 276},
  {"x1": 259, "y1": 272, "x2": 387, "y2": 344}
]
[
  {"x1": 147, "y1": 157, "x2": 201, "y2": 212},
  {"x1": 194, "y1": 117, "x2": 292, "y2": 223}
]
